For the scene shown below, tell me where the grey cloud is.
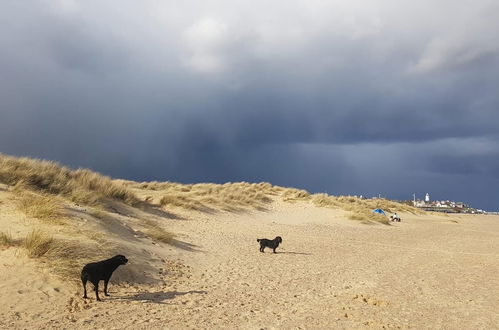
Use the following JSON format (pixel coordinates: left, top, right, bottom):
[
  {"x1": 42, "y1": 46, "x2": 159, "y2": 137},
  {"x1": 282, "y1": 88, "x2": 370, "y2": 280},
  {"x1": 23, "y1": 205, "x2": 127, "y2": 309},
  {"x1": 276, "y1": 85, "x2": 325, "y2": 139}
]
[{"x1": 429, "y1": 154, "x2": 499, "y2": 176}]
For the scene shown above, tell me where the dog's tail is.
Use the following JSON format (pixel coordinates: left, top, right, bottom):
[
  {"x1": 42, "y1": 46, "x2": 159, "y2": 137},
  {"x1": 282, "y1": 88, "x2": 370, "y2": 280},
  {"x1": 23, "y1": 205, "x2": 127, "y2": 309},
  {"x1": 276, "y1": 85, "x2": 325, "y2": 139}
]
[
  {"x1": 81, "y1": 269, "x2": 88, "y2": 283},
  {"x1": 257, "y1": 239, "x2": 261, "y2": 242}
]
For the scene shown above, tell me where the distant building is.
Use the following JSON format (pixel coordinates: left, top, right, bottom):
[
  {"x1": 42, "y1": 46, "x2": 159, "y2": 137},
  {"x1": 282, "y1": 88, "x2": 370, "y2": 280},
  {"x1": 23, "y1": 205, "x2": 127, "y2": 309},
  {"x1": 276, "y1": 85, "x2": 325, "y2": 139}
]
[{"x1": 412, "y1": 194, "x2": 478, "y2": 213}]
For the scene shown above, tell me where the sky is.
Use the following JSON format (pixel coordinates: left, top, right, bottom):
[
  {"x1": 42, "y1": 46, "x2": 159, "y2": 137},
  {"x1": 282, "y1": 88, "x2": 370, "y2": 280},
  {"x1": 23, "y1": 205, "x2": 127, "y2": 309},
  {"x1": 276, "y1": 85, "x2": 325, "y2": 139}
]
[{"x1": 1, "y1": 0, "x2": 498, "y2": 210}]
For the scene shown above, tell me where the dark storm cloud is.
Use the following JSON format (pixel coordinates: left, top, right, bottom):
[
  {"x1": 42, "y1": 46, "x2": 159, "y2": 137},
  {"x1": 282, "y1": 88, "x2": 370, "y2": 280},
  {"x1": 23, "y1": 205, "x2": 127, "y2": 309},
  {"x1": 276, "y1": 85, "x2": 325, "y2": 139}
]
[
  {"x1": 1, "y1": 0, "x2": 499, "y2": 210},
  {"x1": 428, "y1": 153, "x2": 499, "y2": 177}
]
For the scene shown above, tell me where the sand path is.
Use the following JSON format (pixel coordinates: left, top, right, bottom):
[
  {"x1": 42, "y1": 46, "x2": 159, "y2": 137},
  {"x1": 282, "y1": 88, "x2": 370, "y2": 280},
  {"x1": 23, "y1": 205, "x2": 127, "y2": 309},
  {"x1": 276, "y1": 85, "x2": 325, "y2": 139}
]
[{"x1": 2, "y1": 200, "x2": 499, "y2": 329}]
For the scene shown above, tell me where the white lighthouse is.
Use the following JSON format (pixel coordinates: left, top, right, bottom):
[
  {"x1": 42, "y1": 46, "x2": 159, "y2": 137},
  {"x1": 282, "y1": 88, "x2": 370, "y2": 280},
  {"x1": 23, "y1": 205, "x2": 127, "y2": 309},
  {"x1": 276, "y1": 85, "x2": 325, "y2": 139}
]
[{"x1": 425, "y1": 193, "x2": 430, "y2": 203}]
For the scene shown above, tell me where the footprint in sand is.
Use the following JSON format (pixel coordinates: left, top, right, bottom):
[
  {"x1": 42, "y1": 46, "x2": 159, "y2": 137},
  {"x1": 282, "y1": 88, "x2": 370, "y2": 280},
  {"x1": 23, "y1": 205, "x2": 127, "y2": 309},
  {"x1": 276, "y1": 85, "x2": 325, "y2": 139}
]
[{"x1": 353, "y1": 294, "x2": 390, "y2": 307}]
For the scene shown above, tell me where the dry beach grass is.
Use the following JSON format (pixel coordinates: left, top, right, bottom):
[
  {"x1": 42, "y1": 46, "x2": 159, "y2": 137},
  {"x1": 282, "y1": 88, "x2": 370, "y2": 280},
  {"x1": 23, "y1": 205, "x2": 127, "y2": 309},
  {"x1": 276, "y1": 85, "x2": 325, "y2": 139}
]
[
  {"x1": 0, "y1": 154, "x2": 139, "y2": 207},
  {"x1": 0, "y1": 231, "x2": 14, "y2": 248},
  {"x1": 13, "y1": 191, "x2": 65, "y2": 224}
]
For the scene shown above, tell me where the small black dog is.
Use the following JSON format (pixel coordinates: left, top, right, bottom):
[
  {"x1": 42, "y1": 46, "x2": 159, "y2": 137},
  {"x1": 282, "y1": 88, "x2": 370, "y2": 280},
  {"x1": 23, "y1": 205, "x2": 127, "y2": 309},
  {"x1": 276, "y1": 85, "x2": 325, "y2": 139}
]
[
  {"x1": 257, "y1": 236, "x2": 282, "y2": 253},
  {"x1": 81, "y1": 255, "x2": 128, "y2": 301}
]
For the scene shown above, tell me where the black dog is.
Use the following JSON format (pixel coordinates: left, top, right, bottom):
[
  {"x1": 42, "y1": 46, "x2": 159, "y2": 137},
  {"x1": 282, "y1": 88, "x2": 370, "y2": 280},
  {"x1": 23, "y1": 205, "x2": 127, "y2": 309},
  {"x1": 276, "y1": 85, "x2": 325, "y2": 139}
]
[
  {"x1": 257, "y1": 236, "x2": 282, "y2": 253},
  {"x1": 81, "y1": 255, "x2": 128, "y2": 301}
]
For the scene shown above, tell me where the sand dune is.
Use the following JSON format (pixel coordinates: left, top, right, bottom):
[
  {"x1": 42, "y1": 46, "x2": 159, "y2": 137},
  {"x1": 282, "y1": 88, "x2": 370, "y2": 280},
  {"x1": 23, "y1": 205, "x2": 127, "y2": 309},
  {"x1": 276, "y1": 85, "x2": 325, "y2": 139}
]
[{"x1": 1, "y1": 186, "x2": 498, "y2": 329}]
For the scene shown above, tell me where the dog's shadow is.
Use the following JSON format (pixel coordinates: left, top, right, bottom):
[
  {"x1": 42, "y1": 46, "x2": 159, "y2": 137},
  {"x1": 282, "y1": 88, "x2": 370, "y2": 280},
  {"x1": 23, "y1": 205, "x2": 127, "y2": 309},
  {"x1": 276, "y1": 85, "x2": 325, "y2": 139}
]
[
  {"x1": 277, "y1": 251, "x2": 312, "y2": 255},
  {"x1": 110, "y1": 290, "x2": 207, "y2": 304},
  {"x1": 170, "y1": 239, "x2": 202, "y2": 252}
]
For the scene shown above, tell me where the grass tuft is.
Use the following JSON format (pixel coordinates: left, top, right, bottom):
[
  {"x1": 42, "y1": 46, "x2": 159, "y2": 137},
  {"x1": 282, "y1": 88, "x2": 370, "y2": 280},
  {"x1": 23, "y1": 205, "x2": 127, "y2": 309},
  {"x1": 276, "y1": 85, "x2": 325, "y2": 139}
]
[
  {"x1": 0, "y1": 231, "x2": 15, "y2": 248},
  {"x1": 23, "y1": 230, "x2": 55, "y2": 258},
  {"x1": 14, "y1": 191, "x2": 65, "y2": 224},
  {"x1": 143, "y1": 219, "x2": 175, "y2": 244},
  {"x1": 348, "y1": 210, "x2": 391, "y2": 225},
  {"x1": 89, "y1": 208, "x2": 108, "y2": 220},
  {"x1": 282, "y1": 188, "x2": 311, "y2": 202},
  {"x1": 22, "y1": 230, "x2": 111, "y2": 281}
]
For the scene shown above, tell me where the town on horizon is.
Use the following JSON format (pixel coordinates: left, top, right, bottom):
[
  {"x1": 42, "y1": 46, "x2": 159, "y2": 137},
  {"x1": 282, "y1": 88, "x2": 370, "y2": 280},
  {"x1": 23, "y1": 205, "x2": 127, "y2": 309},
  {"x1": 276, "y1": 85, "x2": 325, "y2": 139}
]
[{"x1": 411, "y1": 193, "x2": 488, "y2": 214}]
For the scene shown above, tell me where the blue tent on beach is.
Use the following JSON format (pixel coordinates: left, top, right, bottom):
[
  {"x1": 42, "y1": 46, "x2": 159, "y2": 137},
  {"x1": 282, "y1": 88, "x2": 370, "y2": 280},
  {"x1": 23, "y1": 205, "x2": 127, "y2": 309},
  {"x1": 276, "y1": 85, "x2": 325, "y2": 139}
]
[{"x1": 372, "y1": 208, "x2": 386, "y2": 216}]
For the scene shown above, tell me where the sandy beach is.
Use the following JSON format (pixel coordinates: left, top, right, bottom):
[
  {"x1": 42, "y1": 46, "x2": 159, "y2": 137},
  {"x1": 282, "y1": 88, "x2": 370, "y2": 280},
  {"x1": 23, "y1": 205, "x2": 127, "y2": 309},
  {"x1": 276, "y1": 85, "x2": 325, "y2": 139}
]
[{"x1": 1, "y1": 183, "x2": 498, "y2": 329}]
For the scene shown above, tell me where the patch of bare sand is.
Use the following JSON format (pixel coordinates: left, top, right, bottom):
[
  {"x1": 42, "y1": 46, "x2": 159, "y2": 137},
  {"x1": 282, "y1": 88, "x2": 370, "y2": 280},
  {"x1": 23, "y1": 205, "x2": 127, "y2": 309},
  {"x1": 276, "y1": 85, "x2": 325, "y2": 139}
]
[
  {"x1": 0, "y1": 248, "x2": 71, "y2": 329},
  {"x1": 2, "y1": 196, "x2": 499, "y2": 329}
]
